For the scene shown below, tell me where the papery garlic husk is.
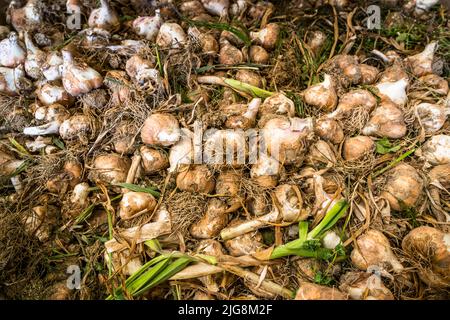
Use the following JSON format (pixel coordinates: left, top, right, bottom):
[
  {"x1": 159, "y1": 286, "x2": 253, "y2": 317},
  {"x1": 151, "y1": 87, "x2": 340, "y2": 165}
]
[
  {"x1": 36, "y1": 82, "x2": 73, "y2": 106},
  {"x1": 376, "y1": 78, "x2": 408, "y2": 107},
  {"x1": 314, "y1": 118, "x2": 344, "y2": 144},
  {"x1": 61, "y1": 50, "x2": 103, "y2": 96},
  {"x1": 219, "y1": 39, "x2": 243, "y2": 65},
  {"x1": 190, "y1": 198, "x2": 229, "y2": 238},
  {"x1": 156, "y1": 23, "x2": 187, "y2": 49},
  {"x1": 249, "y1": 45, "x2": 269, "y2": 64},
  {"x1": 23, "y1": 31, "x2": 46, "y2": 79},
  {"x1": 312, "y1": 174, "x2": 343, "y2": 218},
  {"x1": 402, "y1": 226, "x2": 450, "y2": 288},
  {"x1": 250, "y1": 153, "x2": 281, "y2": 188},
  {"x1": 0, "y1": 150, "x2": 25, "y2": 178},
  {"x1": 221, "y1": 97, "x2": 261, "y2": 129},
  {"x1": 328, "y1": 89, "x2": 377, "y2": 120},
  {"x1": 215, "y1": 170, "x2": 242, "y2": 212},
  {"x1": 203, "y1": 129, "x2": 247, "y2": 167},
  {"x1": 261, "y1": 116, "x2": 314, "y2": 165},
  {"x1": 195, "y1": 239, "x2": 225, "y2": 292},
  {"x1": 258, "y1": 93, "x2": 295, "y2": 119},
  {"x1": 307, "y1": 140, "x2": 336, "y2": 166},
  {"x1": 417, "y1": 74, "x2": 449, "y2": 96},
  {"x1": 249, "y1": 23, "x2": 280, "y2": 50},
  {"x1": 140, "y1": 146, "x2": 169, "y2": 174},
  {"x1": 90, "y1": 154, "x2": 131, "y2": 185},
  {"x1": 405, "y1": 41, "x2": 438, "y2": 77},
  {"x1": 351, "y1": 229, "x2": 404, "y2": 273},
  {"x1": 201, "y1": 0, "x2": 229, "y2": 17},
  {"x1": 110, "y1": 120, "x2": 136, "y2": 155},
  {"x1": 0, "y1": 32, "x2": 25, "y2": 68},
  {"x1": 125, "y1": 55, "x2": 161, "y2": 91},
  {"x1": 176, "y1": 165, "x2": 215, "y2": 194},
  {"x1": 105, "y1": 250, "x2": 142, "y2": 276},
  {"x1": 362, "y1": 100, "x2": 407, "y2": 139},
  {"x1": 0, "y1": 65, "x2": 28, "y2": 95},
  {"x1": 220, "y1": 30, "x2": 245, "y2": 47},
  {"x1": 7, "y1": 0, "x2": 43, "y2": 32},
  {"x1": 359, "y1": 64, "x2": 379, "y2": 85},
  {"x1": 59, "y1": 114, "x2": 93, "y2": 143},
  {"x1": 132, "y1": 10, "x2": 163, "y2": 41},
  {"x1": 380, "y1": 163, "x2": 423, "y2": 211},
  {"x1": 343, "y1": 136, "x2": 374, "y2": 161},
  {"x1": 339, "y1": 272, "x2": 394, "y2": 300},
  {"x1": 223, "y1": 224, "x2": 264, "y2": 256},
  {"x1": 417, "y1": 135, "x2": 450, "y2": 166},
  {"x1": 42, "y1": 52, "x2": 63, "y2": 81},
  {"x1": 379, "y1": 64, "x2": 408, "y2": 83},
  {"x1": 273, "y1": 184, "x2": 305, "y2": 222},
  {"x1": 118, "y1": 191, "x2": 157, "y2": 220},
  {"x1": 302, "y1": 74, "x2": 337, "y2": 111},
  {"x1": 141, "y1": 113, "x2": 180, "y2": 147},
  {"x1": 235, "y1": 70, "x2": 262, "y2": 88},
  {"x1": 168, "y1": 128, "x2": 193, "y2": 173},
  {"x1": 295, "y1": 282, "x2": 347, "y2": 300},
  {"x1": 415, "y1": 102, "x2": 449, "y2": 134},
  {"x1": 88, "y1": 0, "x2": 120, "y2": 31}
]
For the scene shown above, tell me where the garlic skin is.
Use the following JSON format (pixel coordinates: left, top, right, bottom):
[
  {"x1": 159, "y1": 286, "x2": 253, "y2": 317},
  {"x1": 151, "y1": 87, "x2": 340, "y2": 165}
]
[
  {"x1": 90, "y1": 154, "x2": 131, "y2": 185},
  {"x1": 23, "y1": 32, "x2": 46, "y2": 79},
  {"x1": 223, "y1": 221, "x2": 264, "y2": 256},
  {"x1": 59, "y1": 114, "x2": 92, "y2": 142},
  {"x1": 362, "y1": 100, "x2": 407, "y2": 139},
  {"x1": 168, "y1": 129, "x2": 193, "y2": 173},
  {"x1": 221, "y1": 97, "x2": 261, "y2": 129},
  {"x1": 0, "y1": 65, "x2": 27, "y2": 95},
  {"x1": 176, "y1": 165, "x2": 215, "y2": 194},
  {"x1": 140, "y1": 146, "x2": 169, "y2": 174},
  {"x1": 428, "y1": 164, "x2": 450, "y2": 223},
  {"x1": 201, "y1": 0, "x2": 229, "y2": 17},
  {"x1": 7, "y1": 0, "x2": 43, "y2": 32},
  {"x1": 219, "y1": 39, "x2": 243, "y2": 65},
  {"x1": 125, "y1": 55, "x2": 162, "y2": 91},
  {"x1": 250, "y1": 23, "x2": 280, "y2": 50},
  {"x1": 307, "y1": 140, "x2": 336, "y2": 166},
  {"x1": 156, "y1": 23, "x2": 187, "y2": 49},
  {"x1": 339, "y1": 272, "x2": 394, "y2": 300},
  {"x1": 249, "y1": 45, "x2": 269, "y2": 64},
  {"x1": 314, "y1": 118, "x2": 344, "y2": 144},
  {"x1": 302, "y1": 74, "x2": 337, "y2": 111},
  {"x1": 36, "y1": 82, "x2": 73, "y2": 106},
  {"x1": 415, "y1": 102, "x2": 449, "y2": 133},
  {"x1": 70, "y1": 182, "x2": 90, "y2": 209},
  {"x1": 326, "y1": 55, "x2": 361, "y2": 85},
  {"x1": 118, "y1": 192, "x2": 157, "y2": 220},
  {"x1": 259, "y1": 93, "x2": 295, "y2": 118},
  {"x1": 343, "y1": 136, "x2": 374, "y2": 161},
  {"x1": 42, "y1": 52, "x2": 63, "y2": 81},
  {"x1": 180, "y1": 1, "x2": 206, "y2": 16},
  {"x1": 359, "y1": 64, "x2": 379, "y2": 85},
  {"x1": 190, "y1": 198, "x2": 229, "y2": 238},
  {"x1": 381, "y1": 163, "x2": 423, "y2": 211},
  {"x1": 88, "y1": 0, "x2": 120, "y2": 31},
  {"x1": 61, "y1": 50, "x2": 103, "y2": 96},
  {"x1": 405, "y1": 41, "x2": 438, "y2": 77},
  {"x1": 328, "y1": 89, "x2": 377, "y2": 119},
  {"x1": 376, "y1": 78, "x2": 408, "y2": 107},
  {"x1": 141, "y1": 113, "x2": 181, "y2": 147},
  {"x1": 417, "y1": 135, "x2": 450, "y2": 166},
  {"x1": 0, "y1": 32, "x2": 26, "y2": 67},
  {"x1": 132, "y1": 10, "x2": 163, "y2": 41},
  {"x1": 351, "y1": 229, "x2": 404, "y2": 273},
  {"x1": 215, "y1": 170, "x2": 242, "y2": 212}
]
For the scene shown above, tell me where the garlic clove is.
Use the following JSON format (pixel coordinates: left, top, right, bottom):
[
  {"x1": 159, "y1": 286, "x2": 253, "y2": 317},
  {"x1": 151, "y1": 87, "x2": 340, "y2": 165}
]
[
  {"x1": 0, "y1": 32, "x2": 26, "y2": 68},
  {"x1": 118, "y1": 192, "x2": 157, "y2": 220},
  {"x1": 201, "y1": 0, "x2": 229, "y2": 17},
  {"x1": 140, "y1": 146, "x2": 169, "y2": 174},
  {"x1": 36, "y1": 82, "x2": 73, "y2": 106},
  {"x1": 23, "y1": 31, "x2": 46, "y2": 79},
  {"x1": 343, "y1": 136, "x2": 374, "y2": 161},
  {"x1": 415, "y1": 102, "x2": 448, "y2": 133},
  {"x1": 132, "y1": 10, "x2": 163, "y2": 41},
  {"x1": 156, "y1": 23, "x2": 187, "y2": 49},
  {"x1": 249, "y1": 23, "x2": 280, "y2": 50},
  {"x1": 249, "y1": 45, "x2": 269, "y2": 64},
  {"x1": 302, "y1": 74, "x2": 338, "y2": 111},
  {"x1": 404, "y1": 41, "x2": 438, "y2": 77},
  {"x1": 417, "y1": 135, "x2": 450, "y2": 166},
  {"x1": 88, "y1": 0, "x2": 120, "y2": 31},
  {"x1": 61, "y1": 50, "x2": 103, "y2": 96},
  {"x1": 314, "y1": 118, "x2": 344, "y2": 144},
  {"x1": 362, "y1": 100, "x2": 407, "y2": 139},
  {"x1": 42, "y1": 52, "x2": 64, "y2": 81},
  {"x1": 141, "y1": 113, "x2": 181, "y2": 147}
]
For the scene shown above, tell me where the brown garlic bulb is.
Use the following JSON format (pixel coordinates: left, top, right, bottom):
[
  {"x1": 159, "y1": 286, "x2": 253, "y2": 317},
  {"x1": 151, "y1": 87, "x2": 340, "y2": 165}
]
[
  {"x1": 404, "y1": 41, "x2": 438, "y2": 77},
  {"x1": 249, "y1": 23, "x2": 280, "y2": 50},
  {"x1": 328, "y1": 89, "x2": 377, "y2": 119},
  {"x1": 417, "y1": 74, "x2": 449, "y2": 96},
  {"x1": 88, "y1": 0, "x2": 120, "y2": 31},
  {"x1": 302, "y1": 74, "x2": 338, "y2": 111},
  {"x1": 190, "y1": 198, "x2": 229, "y2": 238},
  {"x1": 259, "y1": 93, "x2": 295, "y2": 118},
  {"x1": 141, "y1": 113, "x2": 181, "y2": 147},
  {"x1": 250, "y1": 153, "x2": 281, "y2": 188},
  {"x1": 249, "y1": 45, "x2": 270, "y2": 64},
  {"x1": 339, "y1": 272, "x2": 394, "y2": 300},
  {"x1": 295, "y1": 283, "x2": 347, "y2": 300},
  {"x1": 326, "y1": 54, "x2": 361, "y2": 85},
  {"x1": 90, "y1": 154, "x2": 131, "y2": 185},
  {"x1": 235, "y1": 70, "x2": 262, "y2": 88},
  {"x1": 221, "y1": 97, "x2": 261, "y2": 129},
  {"x1": 156, "y1": 23, "x2": 187, "y2": 49},
  {"x1": 415, "y1": 102, "x2": 449, "y2": 134},
  {"x1": 359, "y1": 64, "x2": 379, "y2": 85},
  {"x1": 140, "y1": 146, "x2": 169, "y2": 174},
  {"x1": 362, "y1": 100, "x2": 407, "y2": 139},
  {"x1": 118, "y1": 192, "x2": 157, "y2": 220},
  {"x1": 343, "y1": 136, "x2": 374, "y2": 161},
  {"x1": 223, "y1": 224, "x2": 264, "y2": 256},
  {"x1": 215, "y1": 170, "x2": 242, "y2": 212},
  {"x1": 314, "y1": 118, "x2": 344, "y2": 144},
  {"x1": 219, "y1": 39, "x2": 243, "y2": 65},
  {"x1": 176, "y1": 165, "x2": 215, "y2": 194}
]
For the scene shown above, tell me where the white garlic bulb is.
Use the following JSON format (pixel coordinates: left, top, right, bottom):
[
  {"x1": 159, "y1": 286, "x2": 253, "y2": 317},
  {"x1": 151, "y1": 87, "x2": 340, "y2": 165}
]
[
  {"x1": 415, "y1": 102, "x2": 449, "y2": 133},
  {"x1": 201, "y1": 0, "x2": 229, "y2": 17},
  {"x1": 88, "y1": 0, "x2": 120, "y2": 31},
  {"x1": 59, "y1": 114, "x2": 92, "y2": 141},
  {"x1": 24, "y1": 31, "x2": 46, "y2": 79},
  {"x1": 125, "y1": 55, "x2": 162, "y2": 91},
  {"x1": 7, "y1": 0, "x2": 43, "y2": 32},
  {"x1": 405, "y1": 41, "x2": 438, "y2": 77},
  {"x1": 0, "y1": 32, "x2": 26, "y2": 67},
  {"x1": 0, "y1": 65, "x2": 27, "y2": 95},
  {"x1": 376, "y1": 78, "x2": 408, "y2": 107},
  {"x1": 132, "y1": 10, "x2": 163, "y2": 41},
  {"x1": 362, "y1": 101, "x2": 406, "y2": 139},
  {"x1": 42, "y1": 52, "x2": 63, "y2": 81},
  {"x1": 417, "y1": 135, "x2": 450, "y2": 166},
  {"x1": 36, "y1": 82, "x2": 73, "y2": 106},
  {"x1": 156, "y1": 23, "x2": 187, "y2": 49},
  {"x1": 302, "y1": 74, "x2": 338, "y2": 111},
  {"x1": 249, "y1": 23, "x2": 280, "y2": 50}
]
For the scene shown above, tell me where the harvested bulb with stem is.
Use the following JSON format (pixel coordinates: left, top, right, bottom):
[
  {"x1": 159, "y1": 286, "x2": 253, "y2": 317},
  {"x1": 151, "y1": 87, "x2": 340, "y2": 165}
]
[
  {"x1": 250, "y1": 23, "x2": 280, "y2": 50},
  {"x1": 417, "y1": 135, "x2": 450, "y2": 166},
  {"x1": 118, "y1": 192, "x2": 157, "y2": 220},
  {"x1": 141, "y1": 113, "x2": 181, "y2": 147},
  {"x1": 23, "y1": 31, "x2": 46, "y2": 79},
  {"x1": 221, "y1": 97, "x2": 261, "y2": 129},
  {"x1": 190, "y1": 198, "x2": 229, "y2": 238},
  {"x1": 302, "y1": 74, "x2": 338, "y2": 111},
  {"x1": 132, "y1": 9, "x2": 163, "y2": 41},
  {"x1": 362, "y1": 100, "x2": 407, "y2": 139},
  {"x1": 88, "y1": 0, "x2": 120, "y2": 31},
  {"x1": 404, "y1": 41, "x2": 438, "y2": 77},
  {"x1": 0, "y1": 32, "x2": 25, "y2": 67}
]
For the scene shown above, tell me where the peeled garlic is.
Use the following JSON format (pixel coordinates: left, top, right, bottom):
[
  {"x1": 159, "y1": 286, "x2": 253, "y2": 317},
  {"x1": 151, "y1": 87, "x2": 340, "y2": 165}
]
[
  {"x1": 23, "y1": 31, "x2": 46, "y2": 79},
  {"x1": 88, "y1": 0, "x2": 120, "y2": 31},
  {"x1": 176, "y1": 165, "x2": 215, "y2": 193},
  {"x1": 302, "y1": 74, "x2": 337, "y2": 111},
  {"x1": 59, "y1": 114, "x2": 93, "y2": 142},
  {"x1": 250, "y1": 23, "x2": 280, "y2": 50},
  {"x1": 132, "y1": 10, "x2": 163, "y2": 41},
  {"x1": 415, "y1": 102, "x2": 449, "y2": 133},
  {"x1": 156, "y1": 23, "x2": 187, "y2": 49},
  {"x1": 36, "y1": 82, "x2": 73, "y2": 106},
  {"x1": 141, "y1": 113, "x2": 181, "y2": 147},
  {"x1": 42, "y1": 52, "x2": 63, "y2": 81},
  {"x1": 343, "y1": 136, "x2": 374, "y2": 161},
  {"x1": 90, "y1": 154, "x2": 131, "y2": 185},
  {"x1": 0, "y1": 32, "x2": 25, "y2": 67},
  {"x1": 362, "y1": 100, "x2": 406, "y2": 139},
  {"x1": 61, "y1": 50, "x2": 103, "y2": 96},
  {"x1": 201, "y1": 0, "x2": 229, "y2": 17},
  {"x1": 314, "y1": 118, "x2": 344, "y2": 144},
  {"x1": 417, "y1": 135, "x2": 450, "y2": 166},
  {"x1": 405, "y1": 41, "x2": 438, "y2": 77},
  {"x1": 118, "y1": 192, "x2": 157, "y2": 220}
]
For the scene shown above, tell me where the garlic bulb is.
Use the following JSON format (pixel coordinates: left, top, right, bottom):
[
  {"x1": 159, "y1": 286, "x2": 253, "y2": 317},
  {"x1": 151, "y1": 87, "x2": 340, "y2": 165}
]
[
  {"x1": 326, "y1": 55, "x2": 361, "y2": 85},
  {"x1": 61, "y1": 50, "x2": 103, "y2": 96},
  {"x1": 36, "y1": 82, "x2": 73, "y2": 106},
  {"x1": 0, "y1": 32, "x2": 26, "y2": 67},
  {"x1": 417, "y1": 135, "x2": 450, "y2": 166},
  {"x1": 221, "y1": 97, "x2": 261, "y2": 129},
  {"x1": 23, "y1": 103, "x2": 69, "y2": 136},
  {"x1": 188, "y1": 27, "x2": 219, "y2": 56},
  {"x1": 417, "y1": 74, "x2": 449, "y2": 96},
  {"x1": 190, "y1": 198, "x2": 229, "y2": 238},
  {"x1": 359, "y1": 64, "x2": 379, "y2": 85},
  {"x1": 132, "y1": 10, "x2": 163, "y2": 41},
  {"x1": 125, "y1": 55, "x2": 162, "y2": 91},
  {"x1": 235, "y1": 70, "x2": 262, "y2": 88},
  {"x1": 46, "y1": 160, "x2": 82, "y2": 194},
  {"x1": 140, "y1": 146, "x2": 169, "y2": 174},
  {"x1": 322, "y1": 230, "x2": 342, "y2": 249},
  {"x1": 42, "y1": 52, "x2": 63, "y2": 81},
  {"x1": 415, "y1": 102, "x2": 449, "y2": 133},
  {"x1": 380, "y1": 163, "x2": 423, "y2": 211},
  {"x1": 7, "y1": 0, "x2": 43, "y2": 32},
  {"x1": 249, "y1": 45, "x2": 269, "y2": 64},
  {"x1": 259, "y1": 93, "x2": 295, "y2": 118},
  {"x1": 219, "y1": 39, "x2": 243, "y2": 65},
  {"x1": 376, "y1": 78, "x2": 408, "y2": 107},
  {"x1": 250, "y1": 153, "x2": 281, "y2": 188},
  {"x1": 339, "y1": 272, "x2": 394, "y2": 300},
  {"x1": 215, "y1": 170, "x2": 242, "y2": 212},
  {"x1": 307, "y1": 30, "x2": 326, "y2": 58},
  {"x1": 141, "y1": 113, "x2": 181, "y2": 147},
  {"x1": 307, "y1": 140, "x2": 336, "y2": 166},
  {"x1": 88, "y1": 0, "x2": 120, "y2": 31},
  {"x1": 295, "y1": 283, "x2": 347, "y2": 300},
  {"x1": 168, "y1": 128, "x2": 193, "y2": 173},
  {"x1": 180, "y1": 1, "x2": 206, "y2": 16},
  {"x1": 203, "y1": 129, "x2": 247, "y2": 167},
  {"x1": 328, "y1": 89, "x2": 377, "y2": 119},
  {"x1": 314, "y1": 118, "x2": 344, "y2": 144},
  {"x1": 0, "y1": 65, "x2": 28, "y2": 95},
  {"x1": 302, "y1": 74, "x2": 337, "y2": 111},
  {"x1": 70, "y1": 182, "x2": 90, "y2": 210},
  {"x1": 414, "y1": 0, "x2": 440, "y2": 14},
  {"x1": 176, "y1": 165, "x2": 215, "y2": 193},
  {"x1": 156, "y1": 23, "x2": 187, "y2": 49},
  {"x1": 428, "y1": 164, "x2": 450, "y2": 223},
  {"x1": 118, "y1": 192, "x2": 157, "y2": 220},
  {"x1": 404, "y1": 41, "x2": 438, "y2": 77},
  {"x1": 90, "y1": 154, "x2": 131, "y2": 185},
  {"x1": 223, "y1": 221, "x2": 264, "y2": 256},
  {"x1": 201, "y1": 0, "x2": 229, "y2": 17},
  {"x1": 59, "y1": 114, "x2": 93, "y2": 142},
  {"x1": 249, "y1": 23, "x2": 280, "y2": 50},
  {"x1": 362, "y1": 100, "x2": 407, "y2": 139},
  {"x1": 343, "y1": 136, "x2": 374, "y2": 161},
  {"x1": 351, "y1": 229, "x2": 404, "y2": 273},
  {"x1": 23, "y1": 31, "x2": 46, "y2": 79}
]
